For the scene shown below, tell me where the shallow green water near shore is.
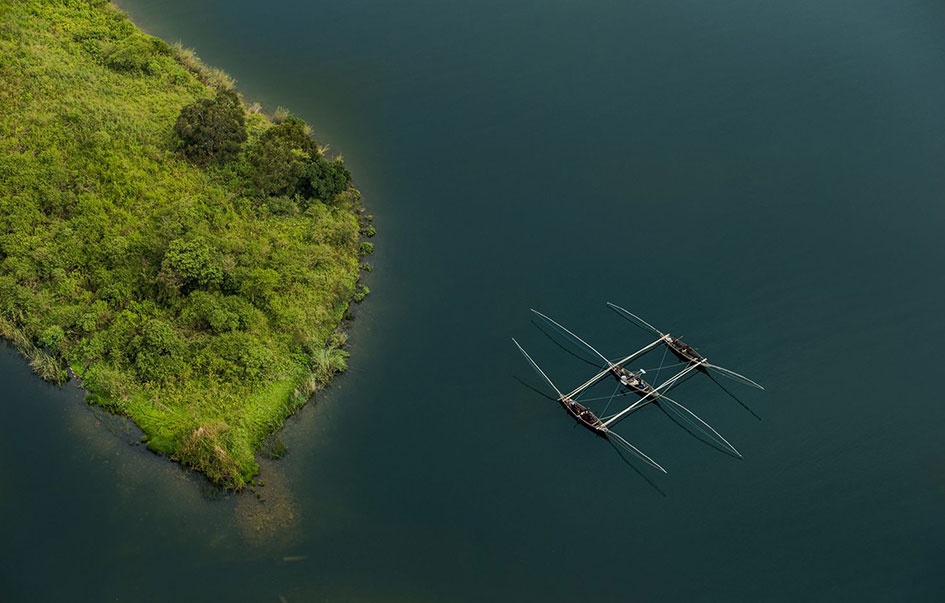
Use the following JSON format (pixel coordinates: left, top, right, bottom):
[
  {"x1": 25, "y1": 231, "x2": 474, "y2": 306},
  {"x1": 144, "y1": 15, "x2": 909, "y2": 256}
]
[{"x1": 3, "y1": 0, "x2": 945, "y2": 600}]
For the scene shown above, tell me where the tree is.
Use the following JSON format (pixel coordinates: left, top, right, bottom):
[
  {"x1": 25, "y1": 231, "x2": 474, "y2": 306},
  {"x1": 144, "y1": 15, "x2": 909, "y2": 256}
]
[
  {"x1": 174, "y1": 90, "x2": 247, "y2": 164},
  {"x1": 303, "y1": 156, "x2": 351, "y2": 203},
  {"x1": 247, "y1": 116, "x2": 314, "y2": 197},
  {"x1": 248, "y1": 116, "x2": 351, "y2": 203}
]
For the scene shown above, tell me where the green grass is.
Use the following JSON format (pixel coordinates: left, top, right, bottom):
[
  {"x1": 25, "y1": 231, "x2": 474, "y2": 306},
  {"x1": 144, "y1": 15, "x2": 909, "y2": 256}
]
[{"x1": 0, "y1": 0, "x2": 368, "y2": 489}]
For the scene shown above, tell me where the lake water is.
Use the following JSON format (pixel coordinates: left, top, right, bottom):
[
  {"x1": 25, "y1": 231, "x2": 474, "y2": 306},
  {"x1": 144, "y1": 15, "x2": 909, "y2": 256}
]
[{"x1": 3, "y1": 0, "x2": 945, "y2": 600}]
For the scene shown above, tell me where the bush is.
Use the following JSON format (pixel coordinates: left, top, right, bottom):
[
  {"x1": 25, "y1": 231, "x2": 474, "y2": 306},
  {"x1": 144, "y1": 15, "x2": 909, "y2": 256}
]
[
  {"x1": 233, "y1": 266, "x2": 280, "y2": 306},
  {"x1": 174, "y1": 90, "x2": 247, "y2": 164},
  {"x1": 132, "y1": 319, "x2": 186, "y2": 383},
  {"x1": 195, "y1": 332, "x2": 274, "y2": 384},
  {"x1": 102, "y1": 32, "x2": 169, "y2": 73},
  {"x1": 159, "y1": 238, "x2": 224, "y2": 293},
  {"x1": 29, "y1": 351, "x2": 67, "y2": 383},
  {"x1": 38, "y1": 325, "x2": 65, "y2": 350},
  {"x1": 100, "y1": 309, "x2": 142, "y2": 365},
  {"x1": 182, "y1": 291, "x2": 257, "y2": 334},
  {"x1": 265, "y1": 195, "x2": 298, "y2": 216}
]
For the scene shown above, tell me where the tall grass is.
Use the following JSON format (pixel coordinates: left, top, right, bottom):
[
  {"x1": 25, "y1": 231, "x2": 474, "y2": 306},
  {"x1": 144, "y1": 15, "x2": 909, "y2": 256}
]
[{"x1": 169, "y1": 42, "x2": 235, "y2": 91}]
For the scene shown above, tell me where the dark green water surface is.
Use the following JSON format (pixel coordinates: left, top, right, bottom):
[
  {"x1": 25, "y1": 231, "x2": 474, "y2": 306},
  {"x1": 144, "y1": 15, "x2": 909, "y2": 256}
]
[{"x1": 3, "y1": 0, "x2": 945, "y2": 600}]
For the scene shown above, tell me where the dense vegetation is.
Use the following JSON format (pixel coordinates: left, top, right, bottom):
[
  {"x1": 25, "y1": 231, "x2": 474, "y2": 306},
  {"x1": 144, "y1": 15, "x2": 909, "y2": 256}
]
[{"x1": 0, "y1": 0, "x2": 372, "y2": 488}]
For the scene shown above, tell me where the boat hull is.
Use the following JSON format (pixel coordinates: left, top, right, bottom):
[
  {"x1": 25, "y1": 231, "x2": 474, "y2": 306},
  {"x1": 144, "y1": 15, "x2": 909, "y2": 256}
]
[
  {"x1": 610, "y1": 367, "x2": 657, "y2": 399},
  {"x1": 666, "y1": 340, "x2": 704, "y2": 365},
  {"x1": 559, "y1": 399, "x2": 607, "y2": 437}
]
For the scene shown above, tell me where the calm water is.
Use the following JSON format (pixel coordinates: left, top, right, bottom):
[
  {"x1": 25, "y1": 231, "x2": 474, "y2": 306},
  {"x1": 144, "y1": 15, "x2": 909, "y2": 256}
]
[{"x1": 3, "y1": 0, "x2": 945, "y2": 600}]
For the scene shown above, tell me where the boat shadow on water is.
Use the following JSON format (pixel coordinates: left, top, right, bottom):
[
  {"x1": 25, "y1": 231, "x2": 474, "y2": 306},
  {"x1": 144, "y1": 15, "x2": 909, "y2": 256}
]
[
  {"x1": 652, "y1": 403, "x2": 743, "y2": 460},
  {"x1": 514, "y1": 363, "x2": 746, "y2": 489},
  {"x1": 529, "y1": 319, "x2": 602, "y2": 369},
  {"x1": 604, "y1": 434, "x2": 667, "y2": 497},
  {"x1": 707, "y1": 373, "x2": 762, "y2": 421},
  {"x1": 513, "y1": 375, "x2": 558, "y2": 402}
]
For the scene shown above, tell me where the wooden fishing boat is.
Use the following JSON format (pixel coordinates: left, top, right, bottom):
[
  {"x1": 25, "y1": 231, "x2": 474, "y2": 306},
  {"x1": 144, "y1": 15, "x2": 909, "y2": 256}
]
[
  {"x1": 611, "y1": 365, "x2": 653, "y2": 396},
  {"x1": 513, "y1": 306, "x2": 761, "y2": 471},
  {"x1": 607, "y1": 302, "x2": 765, "y2": 390},
  {"x1": 512, "y1": 338, "x2": 668, "y2": 472},
  {"x1": 530, "y1": 310, "x2": 730, "y2": 447},
  {"x1": 664, "y1": 336, "x2": 703, "y2": 364},
  {"x1": 560, "y1": 398, "x2": 606, "y2": 435}
]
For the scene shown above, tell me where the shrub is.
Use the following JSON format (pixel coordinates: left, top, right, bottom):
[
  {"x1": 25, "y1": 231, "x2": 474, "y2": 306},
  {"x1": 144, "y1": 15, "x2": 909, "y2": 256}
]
[
  {"x1": 233, "y1": 266, "x2": 280, "y2": 306},
  {"x1": 102, "y1": 32, "x2": 169, "y2": 73},
  {"x1": 100, "y1": 309, "x2": 142, "y2": 365},
  {"x1": 182, "y1": 291, "x2": 257, "y2": 334},
  {"x1": 132, "y1": 319, "x2": 186, "y2": 383},
  {"x1": 195, "y1": 332, "x2": 274, "y2": 384},
  {"x1": 265, "y1": 195, "x2": 298, "y2": 216},
  {"x1": 159, "y1": 238, "x2": 224, "y2": 293},
  {"x1": 1, "y1": 0, "x2": 366, "y2": 488},
  {"x1": 174, "y1": 90, "x2": 247, "y2": 164},
  {"x1": 38, "y1": 325, "x2": 65, "y2": 350}
]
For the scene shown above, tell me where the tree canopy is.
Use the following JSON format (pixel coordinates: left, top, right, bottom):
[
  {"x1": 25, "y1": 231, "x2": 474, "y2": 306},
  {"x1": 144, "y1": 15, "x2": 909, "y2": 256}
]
[
  {"x1": 174, "y1": 89, "x2": 247, "y2": 164},
  {"x1": 248, "y1": 116, "x2": 352, "y2": 204}
]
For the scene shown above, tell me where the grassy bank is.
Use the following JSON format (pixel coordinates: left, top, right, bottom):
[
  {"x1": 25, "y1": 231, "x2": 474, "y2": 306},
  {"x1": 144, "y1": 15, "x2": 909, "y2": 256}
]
[{"x1": 0, "y1": 0, "x2": 372, "y2": 488}]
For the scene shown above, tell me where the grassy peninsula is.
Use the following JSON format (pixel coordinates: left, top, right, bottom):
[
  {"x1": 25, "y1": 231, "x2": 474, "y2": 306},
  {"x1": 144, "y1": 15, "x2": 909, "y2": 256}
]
[{"x1": 0, "y1": 0, "x2": 372, "y2": 488}]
